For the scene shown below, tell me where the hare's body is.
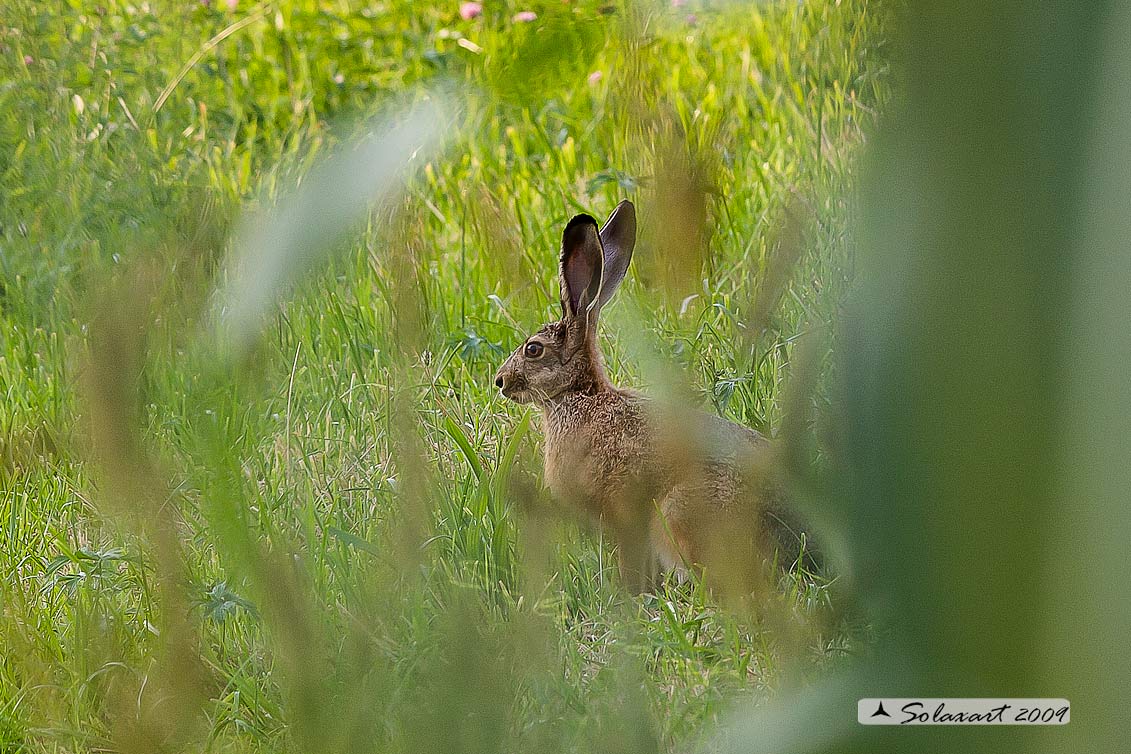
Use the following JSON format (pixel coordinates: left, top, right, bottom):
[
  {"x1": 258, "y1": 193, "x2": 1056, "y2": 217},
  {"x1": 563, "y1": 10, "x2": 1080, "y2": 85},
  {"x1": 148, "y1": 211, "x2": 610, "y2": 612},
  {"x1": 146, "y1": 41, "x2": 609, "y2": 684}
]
[
  {"x1": 541, "y1": 386, "x2": 789, "y2": 592},
  {"x1": 541, "y1": 390, "x2": 657, "y2": 524},
  {"x1": 496, "y1": 201, "x2": 811, "y2": 595}
]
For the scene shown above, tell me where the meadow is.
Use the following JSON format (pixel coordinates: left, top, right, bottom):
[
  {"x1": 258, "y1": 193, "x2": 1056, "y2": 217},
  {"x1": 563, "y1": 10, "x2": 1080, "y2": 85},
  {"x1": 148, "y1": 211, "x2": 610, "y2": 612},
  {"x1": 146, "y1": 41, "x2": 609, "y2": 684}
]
[{"x1": 0, "y1": 1, "x2": 895, "y2": 751}]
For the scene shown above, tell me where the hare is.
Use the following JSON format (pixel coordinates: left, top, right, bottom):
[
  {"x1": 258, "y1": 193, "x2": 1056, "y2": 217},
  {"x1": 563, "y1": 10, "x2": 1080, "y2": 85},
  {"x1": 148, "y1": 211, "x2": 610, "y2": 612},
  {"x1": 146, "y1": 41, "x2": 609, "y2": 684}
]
[{"x1": 494, "y1": 200, "x2": 813, "y2": 596}]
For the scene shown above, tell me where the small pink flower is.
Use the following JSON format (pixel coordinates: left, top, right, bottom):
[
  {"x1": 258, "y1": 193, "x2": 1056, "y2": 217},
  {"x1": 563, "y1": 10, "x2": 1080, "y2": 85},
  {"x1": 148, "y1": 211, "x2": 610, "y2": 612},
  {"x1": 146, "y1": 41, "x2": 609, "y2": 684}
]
[
  {"x1": 225, "y1": 0, "x2": 238, "y2": 9},
  {"x1": 686, "y1": 13, "x2": 697, "y2": 26},
  {"x1": 459, "y1": 2, "x2": 483, "y2": 20},
  {"x1": 23, "y1": 55, "x2": 33, "y2": 65},
  {"x1": 671, "y1": 0, "x2": 687, "y2": 6},
  {"x1": 587, "y1": 71, "x2": 603, "y2": 85},
  {"x1": 512, "y1": 11, "x2": 538, "y2": 22}
]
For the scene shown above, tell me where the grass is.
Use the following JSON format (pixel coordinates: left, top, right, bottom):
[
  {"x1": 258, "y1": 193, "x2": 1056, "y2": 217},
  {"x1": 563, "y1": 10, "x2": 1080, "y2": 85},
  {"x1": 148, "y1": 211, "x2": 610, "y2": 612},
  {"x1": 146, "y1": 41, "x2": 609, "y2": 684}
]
[{"x1": 0, "y1": 1, "x2": 888, "y2": 751}]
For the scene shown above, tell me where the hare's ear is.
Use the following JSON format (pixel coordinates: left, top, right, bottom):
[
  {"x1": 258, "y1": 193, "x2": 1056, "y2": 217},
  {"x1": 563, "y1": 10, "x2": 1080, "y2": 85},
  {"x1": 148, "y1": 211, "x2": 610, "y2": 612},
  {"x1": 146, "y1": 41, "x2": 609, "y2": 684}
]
[
  {"x1": 596, "y1": 200, "x2": 636, "y2": 311},
  {"x1": 560, "y1": 214, "x2": 604, "y2": 320}
]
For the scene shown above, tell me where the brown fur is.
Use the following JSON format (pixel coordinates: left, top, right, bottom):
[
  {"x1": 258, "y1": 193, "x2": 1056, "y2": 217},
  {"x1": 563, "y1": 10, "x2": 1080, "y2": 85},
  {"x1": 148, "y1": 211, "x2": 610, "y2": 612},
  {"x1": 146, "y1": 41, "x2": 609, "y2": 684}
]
[{"x1": 494, "y1": 202, "x2": 810, "y2": 596}]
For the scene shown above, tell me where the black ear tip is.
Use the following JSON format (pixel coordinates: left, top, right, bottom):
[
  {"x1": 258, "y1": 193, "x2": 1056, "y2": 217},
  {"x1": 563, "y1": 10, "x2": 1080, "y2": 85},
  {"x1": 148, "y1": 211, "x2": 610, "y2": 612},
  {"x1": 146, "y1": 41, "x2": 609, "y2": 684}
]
[
  {"x1": 609, "y1": 200, "x2": 636, "y2": 228},
  {"x1": 562, "y1": 213, "x2": 601, "y2": 248},
  {"x1": 564, "y1": 213, "x2": 599, "y2": 234}
]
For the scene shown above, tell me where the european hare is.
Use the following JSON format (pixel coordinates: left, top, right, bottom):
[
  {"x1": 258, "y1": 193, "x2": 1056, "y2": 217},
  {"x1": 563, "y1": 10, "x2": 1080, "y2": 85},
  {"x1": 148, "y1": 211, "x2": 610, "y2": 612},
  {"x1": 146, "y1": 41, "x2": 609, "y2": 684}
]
[{"x1": 495, "y1": 200, "x2": 813, "y2": 596}]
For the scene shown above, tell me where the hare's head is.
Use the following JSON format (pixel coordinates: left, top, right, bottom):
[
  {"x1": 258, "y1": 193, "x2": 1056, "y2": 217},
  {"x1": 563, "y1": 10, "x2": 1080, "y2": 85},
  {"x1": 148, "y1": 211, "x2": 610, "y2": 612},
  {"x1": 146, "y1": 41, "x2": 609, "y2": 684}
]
[{"x1": 495, "y1": 200, "x2": 637, "y2": 406}]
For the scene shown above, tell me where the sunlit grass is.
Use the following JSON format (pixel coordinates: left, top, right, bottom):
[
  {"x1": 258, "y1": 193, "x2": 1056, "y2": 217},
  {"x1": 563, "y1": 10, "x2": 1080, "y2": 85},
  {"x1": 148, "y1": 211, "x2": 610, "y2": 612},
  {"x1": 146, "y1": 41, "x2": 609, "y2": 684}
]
[{"x1": 0, "y1": 1, "x2": 887, "y2": 751}]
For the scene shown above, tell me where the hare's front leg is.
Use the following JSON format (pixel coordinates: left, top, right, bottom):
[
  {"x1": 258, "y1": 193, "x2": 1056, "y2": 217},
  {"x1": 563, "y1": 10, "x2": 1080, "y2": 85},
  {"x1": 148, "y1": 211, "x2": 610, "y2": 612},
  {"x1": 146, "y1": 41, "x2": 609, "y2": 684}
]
[{"x1": 613, "y1": 527, "x2": 657, "y2": 595}]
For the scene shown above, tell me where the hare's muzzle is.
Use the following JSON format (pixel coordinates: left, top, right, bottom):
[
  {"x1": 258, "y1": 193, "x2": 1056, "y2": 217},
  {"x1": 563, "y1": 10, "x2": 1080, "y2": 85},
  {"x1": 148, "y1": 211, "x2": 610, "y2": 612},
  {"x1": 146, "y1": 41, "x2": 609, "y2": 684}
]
[
  {"x1": 495, "y1": 373, "x2": 519, "y2": 398},
  {"x1": 494, "y1": 364, "x2": 526, "y2": 401},
  {"x1": 494, "y1": 367, "x2": 513, "y2": 395}
]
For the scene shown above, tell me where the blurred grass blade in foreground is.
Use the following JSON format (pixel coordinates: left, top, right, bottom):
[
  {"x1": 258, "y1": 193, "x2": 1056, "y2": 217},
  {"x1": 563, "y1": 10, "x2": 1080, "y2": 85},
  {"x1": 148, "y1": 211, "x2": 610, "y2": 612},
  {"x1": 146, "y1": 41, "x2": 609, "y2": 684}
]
[
  {"x1": 709, "y1": 1, "x2": 1126, "y2": 752},
  {"x1": 214, "y1": 94, "x2": 453, "y2": 357}
]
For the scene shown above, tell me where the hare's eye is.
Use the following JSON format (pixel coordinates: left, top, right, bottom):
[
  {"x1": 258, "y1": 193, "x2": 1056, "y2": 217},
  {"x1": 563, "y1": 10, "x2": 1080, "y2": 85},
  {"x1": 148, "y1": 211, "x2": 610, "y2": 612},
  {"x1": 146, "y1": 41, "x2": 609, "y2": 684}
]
[{"x1": 523, "y1": 341, "x2": 545, "y2": 359}]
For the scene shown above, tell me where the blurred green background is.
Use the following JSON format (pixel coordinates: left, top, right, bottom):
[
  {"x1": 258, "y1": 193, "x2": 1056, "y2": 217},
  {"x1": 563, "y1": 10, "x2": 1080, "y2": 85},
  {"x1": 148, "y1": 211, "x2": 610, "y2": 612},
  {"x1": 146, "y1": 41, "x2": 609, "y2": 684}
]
[{"x1": 1, "y1": 0, "x2": 1124, "y2": 752}]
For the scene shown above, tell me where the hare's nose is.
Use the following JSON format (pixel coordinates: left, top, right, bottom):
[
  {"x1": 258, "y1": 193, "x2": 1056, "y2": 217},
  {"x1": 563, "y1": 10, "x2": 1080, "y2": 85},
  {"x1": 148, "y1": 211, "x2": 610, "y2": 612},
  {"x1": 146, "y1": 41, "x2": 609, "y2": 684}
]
[{"x1": 495, "y1": 375, "x2": 505, "y2": 389}]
